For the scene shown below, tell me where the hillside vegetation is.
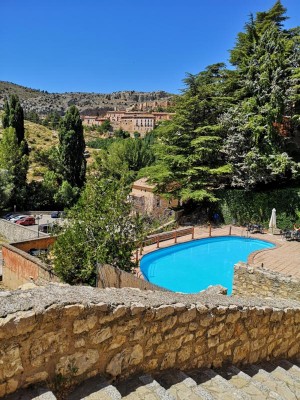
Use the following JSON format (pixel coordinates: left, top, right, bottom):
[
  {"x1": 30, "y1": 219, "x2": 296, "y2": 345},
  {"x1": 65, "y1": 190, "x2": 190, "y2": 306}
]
[{"x1": 0, "y1": 81, "x2": 173, "y2": 116}]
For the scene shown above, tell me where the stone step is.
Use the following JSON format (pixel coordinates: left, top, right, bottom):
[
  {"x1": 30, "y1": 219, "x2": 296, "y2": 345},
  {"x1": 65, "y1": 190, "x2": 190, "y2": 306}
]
[
  {"x1": 3, "y1": 388, "x2": 57, "y2": 400},
  {"x1": 188, "y1": 369, "x2": 250, "y2": 400},
  {"x1": 155, "y1": 370, "x2": 214, "y2": 399},
  {"x1": 66, "y1": 376, "x2": 122, "y2": 400},
  {"x1": 241, "y1": 364, "x2": 297, "y2": 400},
  {"x1": 278, "y1": 360, "x2": 300, "y2": 380},
  {"x1": 116, "y1": 374, "x2": 175, "y2": 400},
  {"x1": 258, "y1": 361, "x2": 300, "y2": 398},
  {"x1": 218, "y1": 365, "x2": 270, "y2": 400}
]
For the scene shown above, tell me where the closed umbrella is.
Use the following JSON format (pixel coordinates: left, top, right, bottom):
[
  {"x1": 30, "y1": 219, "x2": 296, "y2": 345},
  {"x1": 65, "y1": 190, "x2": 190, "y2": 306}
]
[{"x1": 269, "y1": 208, "x2": 276, "y2": 233}]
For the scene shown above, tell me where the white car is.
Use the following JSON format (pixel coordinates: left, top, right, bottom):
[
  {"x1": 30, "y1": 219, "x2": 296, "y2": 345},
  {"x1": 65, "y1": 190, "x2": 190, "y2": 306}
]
[{"x1": 10, "y1": 215, "x2": 27, "y2": 223}]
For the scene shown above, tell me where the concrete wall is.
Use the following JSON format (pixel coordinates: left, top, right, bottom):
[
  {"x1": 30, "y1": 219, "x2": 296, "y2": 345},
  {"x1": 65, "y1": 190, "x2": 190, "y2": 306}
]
[
  {"x1": 233, "y1": 262, "x2": 300, "y2": 301},
  {"x1": 0, "y1": 219, "x2": 48, "y2": 242},
  {"x1": 0, "y1": 285, "x2": 299, "y2": 397},
  {"x1": 2, "y1": 237, "x2": 59, "y2": 289},
  {"x1": 97, "y1": 264, "x2": 168, "y2": 291}
]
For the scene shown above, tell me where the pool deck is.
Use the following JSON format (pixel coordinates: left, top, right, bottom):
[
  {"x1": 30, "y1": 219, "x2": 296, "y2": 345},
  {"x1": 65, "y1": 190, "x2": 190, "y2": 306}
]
[{"x1": 137, "y1": 225, "x2": 300, "y2": 280}]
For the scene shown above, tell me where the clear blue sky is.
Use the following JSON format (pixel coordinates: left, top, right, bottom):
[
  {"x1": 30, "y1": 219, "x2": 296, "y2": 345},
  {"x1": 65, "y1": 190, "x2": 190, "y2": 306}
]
[{"x1": 1, "y1": 0, "x2": 299, "y2": 94}]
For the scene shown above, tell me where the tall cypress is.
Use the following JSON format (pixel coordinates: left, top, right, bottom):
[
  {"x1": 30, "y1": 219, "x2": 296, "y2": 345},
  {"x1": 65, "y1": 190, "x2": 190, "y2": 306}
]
[
  {"x1": 2, "y1": 95, "x2": 25, "y2": 145},
  {"x1": 58, "y1": 105, "x2": 86, "y2": 188}
]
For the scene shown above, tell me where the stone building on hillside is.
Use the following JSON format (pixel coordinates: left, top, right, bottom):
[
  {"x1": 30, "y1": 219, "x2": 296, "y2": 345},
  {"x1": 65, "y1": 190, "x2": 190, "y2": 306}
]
[
  {"x1": 120, "y1": 114, "x2": 155, "y2": 136},
  {"x1": 82, "y1": 116, "x2": 107, "y2": 126},
  {"x1": 82, "y1": 110, "x2": 175, "y2": 137},
  {"x1": 130, "y1": 177, "x2": 178, "y2": 215}
]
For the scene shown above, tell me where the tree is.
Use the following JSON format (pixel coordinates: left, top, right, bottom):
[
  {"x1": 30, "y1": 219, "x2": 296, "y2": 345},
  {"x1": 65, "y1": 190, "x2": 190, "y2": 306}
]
[
  {"x1": 58, "y1": 106, "x2": 86, "y2": 188},
  {"x1": 0, "y1": 170, "x2": 13, "y2": 211},
  {"x1": 53, "y1": 177, "x2": 144, "y2": 285},
  {"x1": 0, "y1": 127, "x2": 28, "y2": 206},
  {"x1": 97, "y1": 119, "x2": 112, "y2": 134},
  {"x1": 141, "y1": 63, "x2": 235, "y2": 204},
  {"x1": 2, "y1": 95, "x2": 26, "y2": 146},
  {"x1": 94, "y1": 137, "x2": 155, "y2": 182},
  {"x1": 223, "y1": 3, "x2": 300, "y2": 189}
]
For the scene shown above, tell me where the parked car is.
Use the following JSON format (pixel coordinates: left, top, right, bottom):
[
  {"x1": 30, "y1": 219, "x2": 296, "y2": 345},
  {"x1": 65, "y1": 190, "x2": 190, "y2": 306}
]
[
  {"x1": 28, "y1": 248, "x2": 48, "y2": 256},
  {"x1": 2, "y1": 213, "x2": 13, "y2": 220},
  {"x1": 51, "y1": 211, "x2": 64, "y2": 218},
  {"x1": 10, "y1": 215, "x2": 27, "y2": 223},
  {"x1": 16, "y1": 216, "x2": 35, "y2": 226}
]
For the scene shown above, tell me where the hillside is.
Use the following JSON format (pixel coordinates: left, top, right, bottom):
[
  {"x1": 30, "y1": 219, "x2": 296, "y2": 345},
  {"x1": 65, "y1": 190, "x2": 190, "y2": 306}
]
[{"x1": 0, "y1": 81, "x2": 174, "y2": 116}]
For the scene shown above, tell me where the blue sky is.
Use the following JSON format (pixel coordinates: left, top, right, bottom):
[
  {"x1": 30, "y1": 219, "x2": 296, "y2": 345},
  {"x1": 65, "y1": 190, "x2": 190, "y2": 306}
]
[{"x1": 1, "y1": 0, "x2": 299, "y2": 94}]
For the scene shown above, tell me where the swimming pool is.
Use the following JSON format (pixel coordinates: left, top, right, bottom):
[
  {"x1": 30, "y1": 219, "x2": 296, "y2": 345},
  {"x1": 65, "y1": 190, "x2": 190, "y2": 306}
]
[{"x1": 140, "y1": 236, "x2": 275, "y2": 294}]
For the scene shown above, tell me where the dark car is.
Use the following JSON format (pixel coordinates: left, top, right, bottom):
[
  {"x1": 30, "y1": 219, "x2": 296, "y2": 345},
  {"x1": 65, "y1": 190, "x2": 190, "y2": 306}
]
[
  {"x1": 51, "y1": 211, "x2": 60, "y2": 218},
  {"x1": 2, "y1": 213, "x2": 13, "y2": 220}
]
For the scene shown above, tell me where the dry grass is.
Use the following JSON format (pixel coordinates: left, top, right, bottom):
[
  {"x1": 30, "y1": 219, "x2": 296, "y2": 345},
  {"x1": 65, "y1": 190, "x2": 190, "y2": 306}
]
[{"x1": 0, "y1": 115, "x2": 97, "y2": 180}]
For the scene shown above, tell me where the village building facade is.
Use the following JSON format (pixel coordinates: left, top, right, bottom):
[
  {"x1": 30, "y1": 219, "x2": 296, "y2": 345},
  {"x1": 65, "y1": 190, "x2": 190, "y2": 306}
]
[{"x1": 82, "y1": 111, "x2": 174, "y2": 136}]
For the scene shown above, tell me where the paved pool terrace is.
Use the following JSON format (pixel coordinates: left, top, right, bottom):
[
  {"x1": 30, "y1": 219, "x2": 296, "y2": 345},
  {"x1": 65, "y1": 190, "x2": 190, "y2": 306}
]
[{"x1": 137, "y1": 225, "x2": 300, "y2": 280}]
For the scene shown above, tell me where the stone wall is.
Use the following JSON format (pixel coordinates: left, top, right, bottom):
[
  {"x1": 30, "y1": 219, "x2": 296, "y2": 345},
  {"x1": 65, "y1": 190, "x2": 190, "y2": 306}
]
[
  {"x1": 2, "y1": 238, "x2": 59, "y2": 289},
  {"x1": 0, "y1": 219, "x2": 48, "y2": 242},
  {"x1": 233, "y1": 262, "x2": 300, "y2": 301},
  {"x1": 0, "y1": 284, "x2": 299, "y2": 397},
  {"x1": 97, "y1": 264, "x2": 167, "y2": 291}
]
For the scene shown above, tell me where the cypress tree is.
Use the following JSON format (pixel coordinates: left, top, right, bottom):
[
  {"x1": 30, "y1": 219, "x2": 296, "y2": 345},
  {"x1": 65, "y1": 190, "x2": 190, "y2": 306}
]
[{"x1": 58, "y1": 105, "x2": 86, "y2": 188}]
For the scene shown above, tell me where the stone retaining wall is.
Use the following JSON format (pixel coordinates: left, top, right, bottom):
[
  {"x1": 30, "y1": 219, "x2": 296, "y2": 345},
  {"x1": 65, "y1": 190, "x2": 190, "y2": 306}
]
[
  {"x1": 2, "y1": 238, "x2": 59, "y2": 289},
  {"x1": 0, "y1": 219, "x2": 48, "y2": 242},
  {"x1": 233, "y1": 262, "x2": 300, "y2": 301},
  {"x1": 0, "y1": 285, "x2": 299, "y2": 397}
]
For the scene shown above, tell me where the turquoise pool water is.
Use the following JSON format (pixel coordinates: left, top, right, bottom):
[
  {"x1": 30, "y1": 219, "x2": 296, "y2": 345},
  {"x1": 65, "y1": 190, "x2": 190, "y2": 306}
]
[{"x1": 140, "y1": 236, "x2": 275, "y2": 294}]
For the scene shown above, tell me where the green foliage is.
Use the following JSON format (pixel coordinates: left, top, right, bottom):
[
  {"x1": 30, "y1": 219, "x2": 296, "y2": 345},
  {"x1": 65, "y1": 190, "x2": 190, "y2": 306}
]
[
  {"x1": 141, "y1": 63, "x2": 235, "y2": 203},
  {"x1": 94, "y1": 137, "x2": 155, "y2": 182},
  {"x1": 223, "y1": 3, "x2": 300, "y2": 189},
  {"x1": 114, "y1": 128, "x2": 130, "y2": 139},
  {"x1": 97, "y1": 119, "x2": 112, "y2": 134},
  {"x1": 58, "y1": 106, "x2": 86, "y2": 188},
  {"x1": 42, "y1": 111, "x2": 62, "y2": 129},
  {"x1": 0, "y1": 127, "x2": 28, "y2": 207},
  {"x1": 219, "y1": 187, "x2": 300, "y2": 228},
  {"x1": 86, "y1": 137, "x2": 115, "y2": 149},
  {"x1": 2, "y1": 95, "x2": 26, "y2": 146},
  {"x1": 25, "y1": 110, "x2": 41, "y2": 124},
  {"x1": 0, "y1": 170, "x2": 13, "y2": 210},
  {"x1": 53, "y1": 177, "x2": 144, "y2": 285}
]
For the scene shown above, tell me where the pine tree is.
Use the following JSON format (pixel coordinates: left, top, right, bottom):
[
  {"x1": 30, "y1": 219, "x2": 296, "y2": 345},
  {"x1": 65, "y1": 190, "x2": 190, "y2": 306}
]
[
  {"x1": 223, "y1": 2, "x2": 300, "y2": 189},
  {"x1": 58, "y1": 105, "x2": 86, "y2": 188},
  {"x1": 142, "y1": 63, "x2": 234, "y2": 203}
]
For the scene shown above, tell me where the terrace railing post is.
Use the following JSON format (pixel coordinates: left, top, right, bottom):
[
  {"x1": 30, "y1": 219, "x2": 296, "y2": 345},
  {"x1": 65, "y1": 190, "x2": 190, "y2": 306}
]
[
  {"x1": 229, "y1": 226, "x2": 232, "y2": 236},
  {"x1": 192, "y1": 226, "x2": 195, "y2": 239},
  {"x1": 174, "y1": 230, "x2": 177, "y2": 243},
  {"x1": 209, "y1": 224, "x2": 212, "y2": 237},
  {"x1": 157, "y1": 236, "x2": 160, "y2": 248},
  {"x1": 139, "y1": 243, "x2": 143, "y2": 256}
]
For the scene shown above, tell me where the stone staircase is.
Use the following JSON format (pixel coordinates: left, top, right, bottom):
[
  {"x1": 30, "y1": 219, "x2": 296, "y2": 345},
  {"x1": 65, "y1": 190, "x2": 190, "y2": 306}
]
[{"x1": 5, "y1": 359, "x2": 300, "y2": 399}]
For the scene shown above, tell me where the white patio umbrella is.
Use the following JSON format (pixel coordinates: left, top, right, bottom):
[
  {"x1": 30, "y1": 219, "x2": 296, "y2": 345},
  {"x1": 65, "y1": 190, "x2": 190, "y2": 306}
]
[{"x1": 269, "y1": 208, "x2": 277, "y2": 233}]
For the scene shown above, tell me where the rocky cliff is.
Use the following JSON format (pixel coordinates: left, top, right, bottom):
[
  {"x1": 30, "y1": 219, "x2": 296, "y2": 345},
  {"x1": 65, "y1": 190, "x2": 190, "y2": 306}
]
[{"x1": 0, "y1": 81, "x2": 174, "y2": 116}]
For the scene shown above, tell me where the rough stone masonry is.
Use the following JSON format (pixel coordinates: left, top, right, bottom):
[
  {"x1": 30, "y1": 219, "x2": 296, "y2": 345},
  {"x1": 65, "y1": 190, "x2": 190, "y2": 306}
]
[{"x1": 0, "y1": 284, "x2": 299, "y2": 397}]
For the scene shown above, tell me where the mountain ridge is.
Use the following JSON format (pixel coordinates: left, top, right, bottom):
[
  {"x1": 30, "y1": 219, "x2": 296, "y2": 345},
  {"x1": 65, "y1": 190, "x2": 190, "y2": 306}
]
[{"x1": 0, "y1": 81, "x2": 174, "y2": 116}]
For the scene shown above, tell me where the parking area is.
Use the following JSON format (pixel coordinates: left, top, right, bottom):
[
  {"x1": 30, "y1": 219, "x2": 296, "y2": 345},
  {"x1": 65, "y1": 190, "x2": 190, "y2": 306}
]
[{"x1": 1, "y1": 212, "x2": 66, "y2": 236}]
